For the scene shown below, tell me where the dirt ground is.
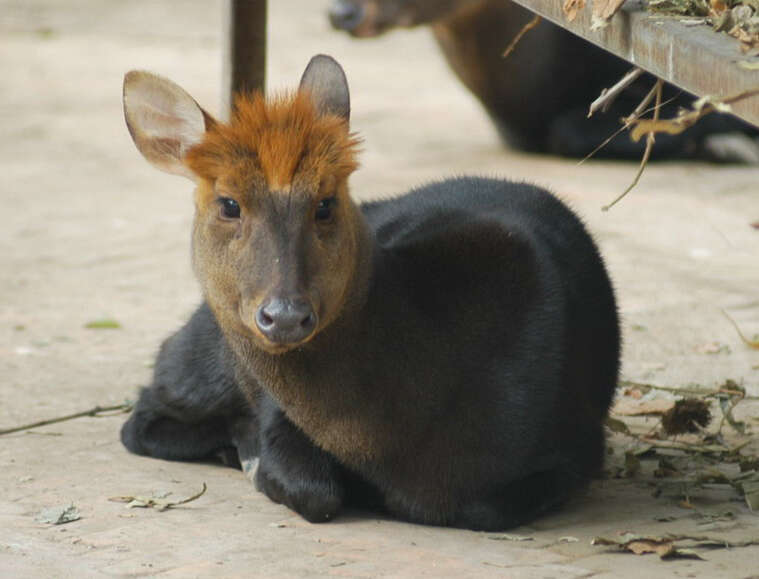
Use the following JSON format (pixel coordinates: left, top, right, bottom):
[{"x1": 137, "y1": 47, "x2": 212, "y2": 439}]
[{"x1": 1, "y1": 1, "x2": 758, "y2": 577}]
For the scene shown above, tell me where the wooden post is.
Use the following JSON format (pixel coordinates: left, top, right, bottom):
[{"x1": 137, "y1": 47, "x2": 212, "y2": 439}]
[{"x1": 222, "y1": 0, "x2": 267, "y2": 120}]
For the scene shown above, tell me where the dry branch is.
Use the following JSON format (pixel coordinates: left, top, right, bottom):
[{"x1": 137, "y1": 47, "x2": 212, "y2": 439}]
[
  {"x1": 629, "y1": 88, "x2": 759, "y2": 141},
  {"x1": 588, "y1": 67, "x2": 644, "y2": 117},
  {"x1": 722, "y1": 309, "x2": 759, "y2": 350},
  {"x1": 502, "y1": 14, "x2": 542, "y2": 59},
  {"x1": 602, "y1": 80, "x2": 663, "y2": 211},
  {"x1": 0, "y1": 403, "x2": 133, "y2": 436},
  {"x1": 619, "y1": 379, "x2": 757, "y2": 399}
]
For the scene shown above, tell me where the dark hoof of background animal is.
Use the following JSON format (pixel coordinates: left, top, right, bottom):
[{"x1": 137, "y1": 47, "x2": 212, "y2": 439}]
[
  {"x1": 329, "y1": 0, "x2": 364, "y2": 32},
  {"x1": 699, "y1": 133, "x2": 759, "y2": 164},
  {"x1": 255, "y1": 465, "x2": 344, "y2": 523}
]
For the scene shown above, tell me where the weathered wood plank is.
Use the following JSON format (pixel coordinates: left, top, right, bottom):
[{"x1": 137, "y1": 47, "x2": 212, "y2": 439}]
[
  {"x1": 222, "y1": 0, "x2": 267, "y2": 120},
  {"x1": 510, "y1": 0, "x2": 759, "y2": 127}
]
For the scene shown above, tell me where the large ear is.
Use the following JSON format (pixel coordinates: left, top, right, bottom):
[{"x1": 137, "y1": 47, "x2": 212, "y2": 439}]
[
  {"x1": 123, "y1": 71, "x2": 214, "y2": 180},
  {"x1": 299, "y1": 55, "x2": 350, "y2": 122}
]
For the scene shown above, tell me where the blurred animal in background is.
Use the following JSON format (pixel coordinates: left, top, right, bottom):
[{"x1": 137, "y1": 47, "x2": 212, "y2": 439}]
[{"x1": 329, "y1": 0, "x2": 759, "y2": 161}]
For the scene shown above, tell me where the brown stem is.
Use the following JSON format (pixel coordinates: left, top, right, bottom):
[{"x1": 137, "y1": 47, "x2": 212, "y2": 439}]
[
  {"x1": 602, "y1": 79, "x2": 663, "y2": 211},
  {"x1": 502, "y1": 14, "x2": 541, "y2": 59},
  {"x1": 0, "y1": 403, "x2": 133, "y2": 436},
  {"x1": 587, "y1": 67, "x2": 644, "y2": 118}
]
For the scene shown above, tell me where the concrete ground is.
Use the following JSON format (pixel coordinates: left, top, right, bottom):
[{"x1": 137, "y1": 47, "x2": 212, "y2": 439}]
[{"x1": 1, "y1": 1, "x2": 758, "y2": 577}]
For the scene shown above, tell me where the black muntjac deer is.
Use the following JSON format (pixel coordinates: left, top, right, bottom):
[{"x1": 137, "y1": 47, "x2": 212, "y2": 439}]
[{"x1": 121, "y1": 54, "x2": 620, "y2": 531}]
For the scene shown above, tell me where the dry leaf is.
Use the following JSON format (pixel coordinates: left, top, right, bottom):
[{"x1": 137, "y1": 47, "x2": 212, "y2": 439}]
[
  {"x1": 627, "y1": 539, "x2": 674, "y2": 556},
  {"x1": 695, "y1": 341, "x2": 730, "y2": 354},
  {"x1": 624, "y1": 387, "x2": 644, "y2": 399},
  {"x1": 631, "y1": 118, "x2": 689, "y2": 141},
  {"x1": 593, "y1": 0, "x2": 627, "y2": 20},
  {"x1": 612, "y1": 397, "x2": 675, "y2": 416},
  {"x1": 36, "y1": 504, "x2": 81, "y2": 525},
  {"x1": 605, "y1": 416, "x2": 632, "y2": 434},
  {"x1": 648, "y1": 0, "x2": 711, "y2": 16},
  {"x1": 109, "y1": 483, "x2": 207, "y2": 511},
  {"x1": 591, "y1": 533, "x2": 704, "y2": 559},
  {"x1": 654, "y1": 457, "x2": 681, "y2": 478},
  {"x1": 624, "y1": 451, "x2": 642, "y2": 477},
  {"x1": 661, "y1": 398, "x2": 711, "y2": 435},
  {"x1": 710, "y1": 0, "x2": 728, "y2": 12},
  {"x1": 630, "y1": 89, "x2": 759, "y2": 143},
  {"x1": 741, "y1": 477, "x2": 759, "y2": 511},
  {"x1": 563, "y1": 0, "x2": 586, "y2": 21}
]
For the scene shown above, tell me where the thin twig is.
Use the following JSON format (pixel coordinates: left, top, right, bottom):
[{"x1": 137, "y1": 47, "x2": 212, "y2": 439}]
[
  {"x1": 602, "y1": 79, "x2": 663, "y2": 211},
  {"x1": 721, "y1": 308, "x2": 759, "y2": 349},
  {"x1": 577, "y1": 85, "x2": 675, "y2": 166},
  {"x1": 664, "y1": 535, "x2": 759, "y2": 549},
  {"x1": 619, "y1": 379, "x2": 759, "y2": 400},
  {"x1": 626, "y1": 82, "x2": 662, "y2": 122},
  {"x1": 588, "y1": 67, "x2": 644, "y2": 117},
  {"x1": 615, "y1": 428, "x2": 746, "y2": 455},
  {"x1": 0, "y1": 403, "x2": 133, "y2": 436},
  {"x1": 577, "y1": 123, "x2": 631, "y2": 166},
  {"x1": 502, "y1": 14, "x2": 541, "y2": 59},
  {"x1": 171, "y1": 482, "x2": 207, "y2": 507},
  {"x1": 637, "y1": 438, "x2": 732, "y2": 454}
]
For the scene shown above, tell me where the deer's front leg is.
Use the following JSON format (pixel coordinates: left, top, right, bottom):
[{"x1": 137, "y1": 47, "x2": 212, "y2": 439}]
[{"x1": 255, "y1": 395, "x2": 345, "y2": 523}]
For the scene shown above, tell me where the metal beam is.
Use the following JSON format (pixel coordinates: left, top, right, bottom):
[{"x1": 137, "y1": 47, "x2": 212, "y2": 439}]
[
  {"x1": 222, "y1": 0, "x2": 267, "y2": 120},
  {"x1": 510, "y1": 0, "x2": 759, "y2": 127}
]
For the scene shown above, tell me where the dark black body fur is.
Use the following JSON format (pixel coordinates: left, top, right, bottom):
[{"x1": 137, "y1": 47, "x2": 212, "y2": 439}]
[
  {"x1": 121, "y1": 305, "x2": 259, "y2": 471},
  {"x1": 122, "y1": 177, "x2": 619, "y2": 530}
]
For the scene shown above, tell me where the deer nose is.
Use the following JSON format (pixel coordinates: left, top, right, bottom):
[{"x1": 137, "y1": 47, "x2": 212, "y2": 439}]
[
  {"x1": 255, "y1": 297, "x2": 317, "y2": 345},
  {"x1": 328, "y1": 0, "x2": 365, "y2": 31}
]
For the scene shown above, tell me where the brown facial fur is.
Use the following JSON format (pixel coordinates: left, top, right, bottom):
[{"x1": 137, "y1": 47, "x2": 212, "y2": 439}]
[{"x1": 183, "y1": 91, "x2": 363, "y2": 353}]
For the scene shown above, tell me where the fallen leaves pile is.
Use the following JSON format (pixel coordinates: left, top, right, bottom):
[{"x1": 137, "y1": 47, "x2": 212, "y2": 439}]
[
  {"x1": 606, "y1": 379, "x2": 759, "y2": 512},
  {"x1": 650, "y1": 0, "x2": 759, "y2": 53},
  {"x1": 562, "y1": 0, "x2": 759, "y2": 52},
  {"x1": 593, "y1": 378, "x2": 759, "y2": 561},
  {"x1": 592, "y1": 532, "x2": 759, "y2": 560}
]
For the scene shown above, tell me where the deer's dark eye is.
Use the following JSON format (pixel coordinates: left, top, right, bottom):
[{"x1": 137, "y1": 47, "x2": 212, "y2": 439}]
[
  {"x1": 218, "y1": 197, "x2": 240, "y2": 220},
  {"x1": 315, "y1": 197, "x2": 336, "y2": 222}
]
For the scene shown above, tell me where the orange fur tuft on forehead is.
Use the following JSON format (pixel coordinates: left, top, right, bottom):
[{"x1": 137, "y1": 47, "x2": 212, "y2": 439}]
[{"x1": 184, "y1": 91, "x2": 360, "y2": 190}]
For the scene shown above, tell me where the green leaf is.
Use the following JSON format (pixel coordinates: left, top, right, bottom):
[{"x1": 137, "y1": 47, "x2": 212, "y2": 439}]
[{"x1": 84, "y1": 319, "x2": 122, "y2": 329}]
